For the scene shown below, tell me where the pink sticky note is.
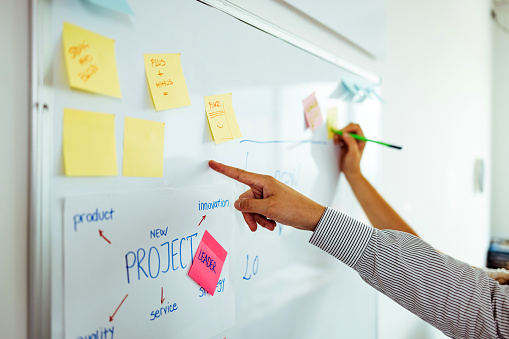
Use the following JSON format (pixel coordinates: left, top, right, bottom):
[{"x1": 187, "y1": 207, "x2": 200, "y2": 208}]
[
  {"x1": 303, "y1": 92, "x2": 323, "y2": 132},
  {"x1": 188, "y1": 230, "x2": 227, "y2": 296}
]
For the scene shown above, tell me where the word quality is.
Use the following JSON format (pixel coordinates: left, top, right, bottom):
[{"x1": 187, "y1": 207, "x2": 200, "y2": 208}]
[
  {"x1": 198, "y1": 198, "x2": 230, "y2": 211},
  {"x1": 76, "y1": 326, "x2": 114, "y2": 339},
  {"x1": 125, "y1": 233, "x2": 198, "y2": 284}
]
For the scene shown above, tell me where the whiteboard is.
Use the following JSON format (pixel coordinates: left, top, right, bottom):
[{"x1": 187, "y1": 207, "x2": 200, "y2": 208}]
[
  {"x1": 31, "y1": 0, "x2": 382, "y2": 338},
  {"x1": 283, "y1": 0, "x2": 386, "y2": 59}
]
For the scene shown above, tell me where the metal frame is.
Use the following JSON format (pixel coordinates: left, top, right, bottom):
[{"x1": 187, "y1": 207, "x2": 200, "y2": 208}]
[
  {"x1": 30, "y1": 0, "x2": 53, "y2": 338},
  {"x1": 197, "y1": 0, "x2": 381, "y2": 84}
]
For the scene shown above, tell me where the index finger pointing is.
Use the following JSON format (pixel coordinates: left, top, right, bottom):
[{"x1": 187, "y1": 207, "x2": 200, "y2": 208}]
[{"x1": 208, "y1": 160, "x2": 263, "y2": 186}]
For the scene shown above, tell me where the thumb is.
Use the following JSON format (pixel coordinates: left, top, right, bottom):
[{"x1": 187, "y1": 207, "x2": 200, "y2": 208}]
[{"x1": 234, "y1": 198, "x2": 268, "y2": 215}]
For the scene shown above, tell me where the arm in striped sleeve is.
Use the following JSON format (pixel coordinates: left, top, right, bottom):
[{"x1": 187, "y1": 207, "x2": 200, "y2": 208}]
[{"x1": 310, "y1": 208, "x2": 509, "y2": 338}]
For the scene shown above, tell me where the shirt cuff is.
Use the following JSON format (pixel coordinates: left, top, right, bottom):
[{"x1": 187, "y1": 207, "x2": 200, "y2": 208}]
[{"x1": 309, "y1": 207, "x2": 374, "y2": 268}]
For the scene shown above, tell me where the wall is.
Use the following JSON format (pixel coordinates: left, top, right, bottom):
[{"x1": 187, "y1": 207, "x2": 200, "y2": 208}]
[
  {"x1": 227, "y1": 1, "x2": 493, "y2": 339},
  {"x1": 0, "y1": 1, "x2": 29, "y2": 339},
  {"x1": 379, "y1": 1, "x2": 492, "y2": 338},
  {"x1": 492, "y1": 15, "x2": 509, "y2": 239}
]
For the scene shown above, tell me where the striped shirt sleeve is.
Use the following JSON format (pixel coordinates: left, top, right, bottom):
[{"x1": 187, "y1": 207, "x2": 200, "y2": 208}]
[{"x1": 310, "y1": 208, "x2": 509, "y2": 338}]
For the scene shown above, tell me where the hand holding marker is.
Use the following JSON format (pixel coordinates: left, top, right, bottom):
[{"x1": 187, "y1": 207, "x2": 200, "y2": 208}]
[{"x1": 331, "y1": 129, "x2": 403, "y2": 150}]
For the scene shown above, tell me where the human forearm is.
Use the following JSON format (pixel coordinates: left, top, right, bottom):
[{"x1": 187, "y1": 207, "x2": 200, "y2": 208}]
[
  {"x1": 311, "y1": 208, "x2": 509, "y2": 338},
  {"x1": 346, "y1": 172, "x2": 418, "y2": 237}
]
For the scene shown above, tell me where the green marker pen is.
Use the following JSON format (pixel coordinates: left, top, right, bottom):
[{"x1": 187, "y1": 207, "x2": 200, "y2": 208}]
[{"x1": 331, "y1": 129, "x2": 403, "y2": 150}]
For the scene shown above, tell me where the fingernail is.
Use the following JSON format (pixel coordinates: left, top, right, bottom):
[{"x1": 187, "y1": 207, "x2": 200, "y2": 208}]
[{"x1": 234, "y1": 199, "x2": 241, "y2": 210}]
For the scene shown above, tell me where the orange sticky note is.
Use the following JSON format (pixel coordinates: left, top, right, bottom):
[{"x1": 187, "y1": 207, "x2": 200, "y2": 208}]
[
  {"x1": 204, "y1": 93, "x2": 242, "y2": 144},
  {"x1": 63, "y1": 108, "x2": 118, "y2": 176},
  {"x1": 62, "y1": 22, "x2": 121, "y2": 98},
  {"x1": 122, "y1": 117, "x2": 165, "y2": 177},
  {"x1": 303, "y1": 92, "x2": 323, "y2": 132},
  {"x1": 188, "y1": 231, "x2": 227, "y2": 296},
  {"x1": 143, "y1": 53, "x2": 191, "y2": 111}
]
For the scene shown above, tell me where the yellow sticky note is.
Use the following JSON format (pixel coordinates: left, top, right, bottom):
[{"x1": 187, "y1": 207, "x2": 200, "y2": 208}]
[
  {"x1": 62, "y1": 22, "x2": 121, "y2": 98},
  {"x1": 123, "y1": 117, "x2": 165, "y2": 177},
  {"x1": 327, "y1": 107, "x2": 338, "y2": 139},
  {"x1": 63, "y1": 108, "x2": 118, "y2": 176},
  {"x1": 204, "y1": 93, "x2": 242, "y2": 144},
  {"x1": 144, "y1": 53, "x2": 191, "y2": 111}
]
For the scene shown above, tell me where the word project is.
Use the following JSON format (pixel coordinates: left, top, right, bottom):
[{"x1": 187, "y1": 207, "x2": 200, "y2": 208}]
[
  {"x1": 86, "y1": 0, "x2": 134, "y2": 15},
  {"x1": 144, "y1": 53, "x2": 191, "y2": 111},
  {"x1": 64, "y1": 186, "x2": 235, "y2": 338},
  {"x1": 302, "y1": 92, "x2": 323, "y2": 132},
  {"x1": 62, "y1": 22, "x2": 121, "y2": 98},
  {"x1": 123, "y1": 117, "x2": 165, "y2": 177},
  {"x1": 327, "y1": 107, "x2": 338, "y2": 139},
  {"x1": 63, "y1": 108, "x2": 118, "y2": 176},
  {"x1": 188, "y1": 230, "x2": 227, "y2": 295},
  {"x1": 204, "y1": 93, "x2": 242, "y2": 144}
]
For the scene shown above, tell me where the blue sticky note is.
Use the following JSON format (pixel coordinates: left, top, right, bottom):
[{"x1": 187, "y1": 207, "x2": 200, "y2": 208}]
[{"x1": 86, "y1": 0, "x2": 134, "y2": 15}]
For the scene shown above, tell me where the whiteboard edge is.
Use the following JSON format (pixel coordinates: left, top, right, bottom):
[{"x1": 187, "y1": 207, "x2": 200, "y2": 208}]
[{"x1": 197, "y1": 0, "x2": 381, "y2": 84}]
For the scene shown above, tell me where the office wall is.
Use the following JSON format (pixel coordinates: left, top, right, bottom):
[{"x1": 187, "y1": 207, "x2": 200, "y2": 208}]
[
  {"x1": 379, "y1": 1, "x2": 492, "y2": 338},
  {"x1": 492, "y1": 18, "x2": 509, "y2": 239},
  {"x1": 0, "y1": 1, "x2": 29, "y2": 339}
]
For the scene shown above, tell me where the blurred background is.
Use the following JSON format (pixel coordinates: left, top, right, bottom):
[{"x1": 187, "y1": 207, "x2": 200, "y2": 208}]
[{"x1": 2, "y1": 0, "x2": 509, "y2": 338}]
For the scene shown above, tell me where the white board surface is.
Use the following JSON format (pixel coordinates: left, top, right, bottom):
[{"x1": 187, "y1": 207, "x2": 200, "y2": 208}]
[
  {"x1": 284, "y1": 0, "x2": 386, "y2": 59},
  {"x1": 35, "y1": 0, "x2": 382, "y2": 338}
]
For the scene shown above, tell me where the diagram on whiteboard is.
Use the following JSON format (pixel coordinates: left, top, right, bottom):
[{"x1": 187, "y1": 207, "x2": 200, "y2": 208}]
[{"x1": 64, "y1": 185, "x2": 235, "y2": 338}]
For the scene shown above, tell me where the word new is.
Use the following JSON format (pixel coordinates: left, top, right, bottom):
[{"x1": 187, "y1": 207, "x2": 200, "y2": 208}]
[
  {"x1": 76, "y1": 326, "x2": 114, "y2": 339},
  {"x1": 125, "y1": 233, "x2": 198, "y2": 284},
  {"x1": 150, "y1": 227, "x2": 168, "y2": 239},
  {"x1": 73, "y1": 208, "x2": 115, "y2": 232},
  {"x1": 150, "y1": 301, "x2": 178, "y2": 321},
  {"x1": 199, "y1": 278, "x2": 225, "y2": 297},
  {"x1": 198, "y1": 198, "x2": 229, "y2": 211},
  {"x1": 197, "y1": 248, "x2": 216, "y2": 273}
]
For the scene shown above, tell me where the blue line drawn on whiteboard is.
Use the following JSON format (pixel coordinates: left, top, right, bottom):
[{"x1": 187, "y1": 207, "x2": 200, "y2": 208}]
[{"x1": 240, "y1": 139, "x2": 327, "y2": 145}]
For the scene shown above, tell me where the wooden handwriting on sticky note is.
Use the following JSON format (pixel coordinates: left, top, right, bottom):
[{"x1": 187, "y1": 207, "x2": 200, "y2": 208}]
[
  {"x1": 303, "y1": 92, "x2": 323, "y2": 132},
  {"x1": 144, "y1": 53, "x2": 191, "y2": 111},
  {"x1": 62, "y1": 22, "x2": 121, "y2": 98},
  {"x1": 204, "y1": 93, "x2": 242, "y2": 144},
  {"x1": 188, "y1": 230, "x2": 227, "y2": 296}
]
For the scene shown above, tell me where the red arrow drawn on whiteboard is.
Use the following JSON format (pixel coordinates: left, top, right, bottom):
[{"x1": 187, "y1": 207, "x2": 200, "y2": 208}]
[
  {"x1": 198, "y1": 215, "x2": 206, "y2": 226},
  {"x1": 109, "y1": 294, "x2": 128, "y2": 322},
  {"x1": 99, "y1": 229, "x2": 111, "y2": 244},
  {"x1": 161, "y1": 287, "x2": 165, "y2": 304}
]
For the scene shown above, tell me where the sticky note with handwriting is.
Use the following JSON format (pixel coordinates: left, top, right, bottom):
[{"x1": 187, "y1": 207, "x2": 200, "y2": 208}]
[
  {"x1": 204, "y1": 93, "x2": 242, "y2": 144},
  {"x1": 188, "y1": 230, "x2": 227, "y2": 296},
  {"x1": 122, "y1": 117, "x2": 165, "y2": 177},
  {"x1": 327, "y1": 107, "x2": 338, "y2": 139},
  {"x1": 302, "y1": 92, "x2": 323, "y2": 132},
  {"x1": 62, "y1": 22, "x2": 121, "y2": 98},
  {"x1": 144, "y1": 53, "x2": 191, "y2": 111},
  {"x1": 85, "y1": 0, "x2": 134, "y2": 15},
  {"x1": 63, "y1": 108, "x2": 118, "y2": 176}
]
